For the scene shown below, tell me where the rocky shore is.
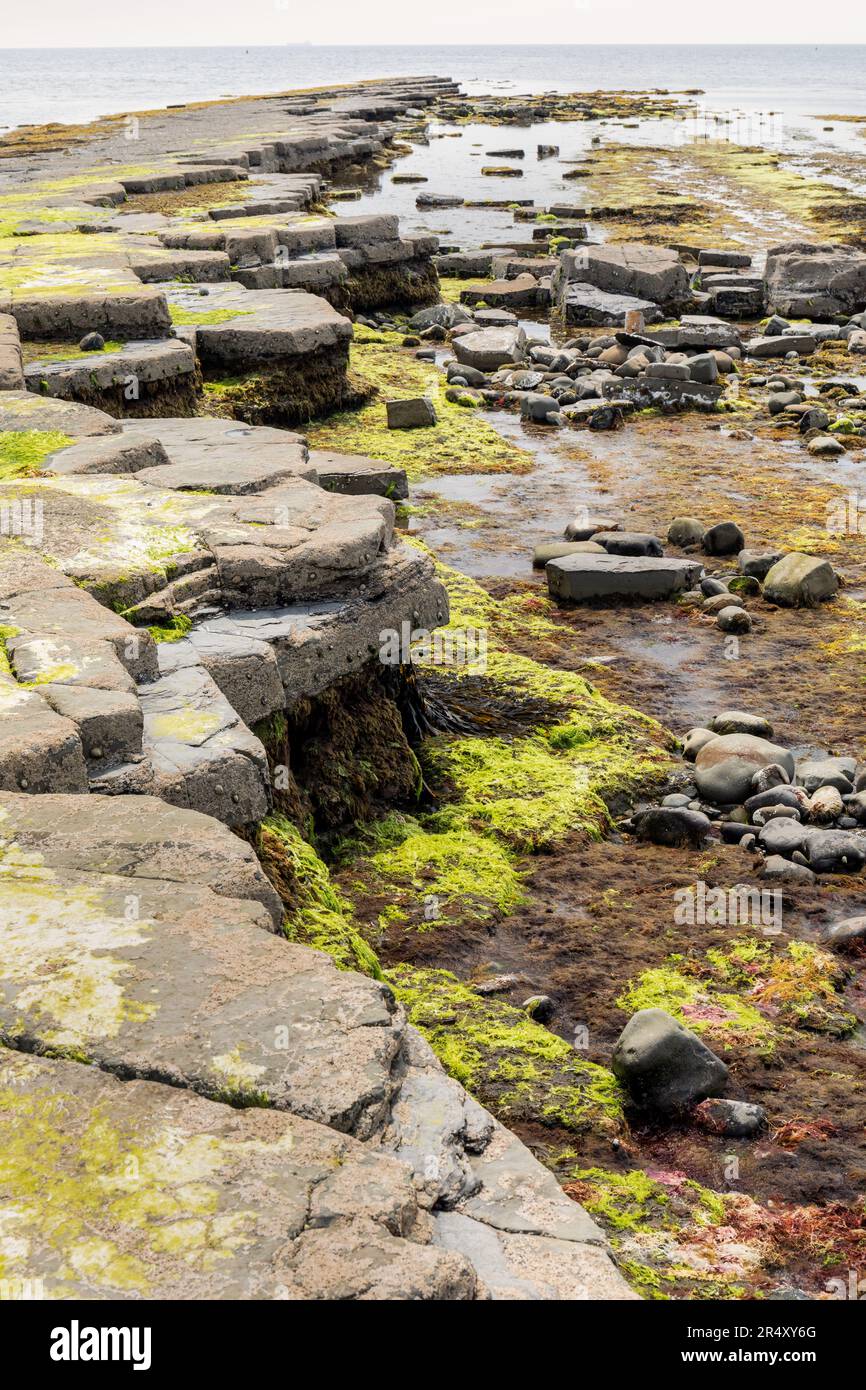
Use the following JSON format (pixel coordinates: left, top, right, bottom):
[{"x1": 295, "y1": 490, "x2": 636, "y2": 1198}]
[{"x1": 1, "y1": 74, "x2": 865, "y2": 1302}]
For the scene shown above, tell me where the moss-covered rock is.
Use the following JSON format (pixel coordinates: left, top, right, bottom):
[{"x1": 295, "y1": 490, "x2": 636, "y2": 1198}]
[{"x1": 390, "y1": 964, "x2": 625, "y2": 1136}]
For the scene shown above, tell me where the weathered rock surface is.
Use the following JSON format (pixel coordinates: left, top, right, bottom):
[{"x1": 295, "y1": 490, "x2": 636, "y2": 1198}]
[
  {"x1": 555, "y1": 243, "x2": 689, "y2": 311},
  {"x1": 762, "y1": 553, "x2": 838, "y2": 607},
  {"x1": 0, "y1": 788, "x2": 632, "y2": 1301},
  {"x1": 764, "y1": 242, "x2": 866, "y2": 318},
  {"x1": 0, "y1": 1050, "x2": 476, "y2": 1301}
]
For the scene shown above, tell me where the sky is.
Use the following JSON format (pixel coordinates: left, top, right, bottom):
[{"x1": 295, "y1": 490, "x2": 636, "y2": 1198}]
[{"x1": 3, "y1": 0, "x2": 864, "y2": 48}]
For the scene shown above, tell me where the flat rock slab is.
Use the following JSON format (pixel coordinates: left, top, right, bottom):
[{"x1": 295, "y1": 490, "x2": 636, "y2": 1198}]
[
  {"x1": 309, "y1": 448, "x2": 409, "y2": 499},
  {"x1": 162, "y1": 286, "x2": 352, "y2": 368},
  {"x1": 558, "y1": 243, "x2": 689, "y2": 307},
  {"x1": 746, "y1": 334, "x2": 816, "y2": 358},
  {"x1": 0, "y1": 833, "x2": 403, "y2": 1137},
  {"x1": 120, "y1": 416, "x2": 315, "y2": 493},
  {"x1": 194, "y1": 543, "x2": 449, "y2": 702},
  {"x1": 547, "y1": 554, "x2": 703, "y2": 602},
  {"x1": 652, "y1": 315, "x2": 743, "y2": 350},
  {"x1": 0, "y1": 472, "x2": 395, "y2": 619},
  {"x1": 0, "y1": 789, "x2": 280, "y2": 926},
  {"x1": 0, "y1": 1050, "x2": 474, "y2": 1300},
  {"x1": 0, "y1": 389, "x2": 119, "y2": 438},
  {"x1": 560, "y1": 282, "x2": 664, "y2": 327},
  {"x1": 460, "y1": 276, "x2": 542, "y2": 310}
]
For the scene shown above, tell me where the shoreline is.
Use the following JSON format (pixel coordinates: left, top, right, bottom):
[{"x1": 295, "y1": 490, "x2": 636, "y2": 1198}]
[{"x1": 1, "y1": 66, "x2": 865, "y2": 1304}]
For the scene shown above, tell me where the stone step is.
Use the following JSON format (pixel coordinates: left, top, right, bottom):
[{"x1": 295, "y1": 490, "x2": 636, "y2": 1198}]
[
  {"x1": 308, "y1": 448, "x2": 409, "y2": 499},
  {"x1": 24, "y1": 339, "x2": 198, "y2": 417}
]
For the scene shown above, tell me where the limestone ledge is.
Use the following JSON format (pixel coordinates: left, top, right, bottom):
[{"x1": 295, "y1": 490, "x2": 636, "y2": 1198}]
[{"x1": 0, "y1": 790, "x2": 633, "y2": 1301}]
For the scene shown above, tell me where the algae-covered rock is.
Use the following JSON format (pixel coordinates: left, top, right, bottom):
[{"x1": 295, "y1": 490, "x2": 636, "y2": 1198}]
[
  {"x1": 0, "y1": 1049, "x2": 475, "y2": 1300},
  {"x1": 390, "y1": 965, "x2": 624, "y2": 1137}
]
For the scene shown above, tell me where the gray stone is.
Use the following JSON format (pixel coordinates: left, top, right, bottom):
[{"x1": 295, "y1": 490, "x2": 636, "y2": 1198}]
[
  {"x1": 386, "y1": 397, "x2": 437, "y2": 429},
  {"x1": 717, "y1": 606, "x2": 752, "y2": 633},
  {"x1": 711, "y1": 711, "x2": 774, "y2": 739},
  {"x1": 533, "y1": 540, "x2": 605, "y2": 567},
  {"x1": 558, "y1": 282, "x2": 663, "y2": 327},
  {"x1": 746, "y1": 334, "x2": 816, "y2": 358},
  {"x1": 763, "y1": 553, "x2": 838, "y2": 607},
  {"x1": 593, "y1": 531, "x2": 663, "y2": 557},
  {"x1": 556, "y1": 243, "x2": 689, "y2": 309},
  {"x1": 695, "y1": 733, "x2": 795, "y2": 804},
  {"x1": 453, "y1": 326, "x2": 526, "y2": 372},
  {"x1": 693, "y1": 1098, "x2": 766, "y2": 1137},
  {"x1": 824, "y1": 915, "x2": 866, "y2": 945},
  {"x1": 630, "y1": 806, "x2": 711, "y2": 848},
  {"x1": 547, "y1": 554, "x2": 702, "y2": 603},
  {"x1": 757, "y1": 818, "x2": 814, "y2": 857},
  {"x1": 761, "y1": 854, "x2": 817, "y2": 885},
  {"x1": 764, "y1": 241, "x2": 866, "y2": 318},
  {"x1": 682, "y1": 726, "x2": 717, "y2": 760},
  {"x1": 703, "y1": 521, "x2": 745, "y2": 556},
  {"x1": 309, "y1": 450, "x2": 408, "y2": 500},
  {"x1": 802, "y1": 829, "x2": 866, "y2": 874},
  {"x1": 612, "y1": 1008, "x2": 728, "y2": 1115},
  {"x1": 738, "y1": 548, "x2": 783, "y2": 581},
  {"x1": 668, "y1": 516, "x2": 705, "y2": 547}
]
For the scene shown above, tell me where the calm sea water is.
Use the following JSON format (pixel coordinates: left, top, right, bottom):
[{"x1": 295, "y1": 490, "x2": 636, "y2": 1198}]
[{"x1": 2, "y1": 45, "x2": 866, "y2": 135}]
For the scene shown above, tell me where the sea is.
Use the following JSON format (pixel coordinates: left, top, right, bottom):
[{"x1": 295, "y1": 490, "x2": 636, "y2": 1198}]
[{"x1": 2, "y1": 44, "x2": 866, "y2": 136}]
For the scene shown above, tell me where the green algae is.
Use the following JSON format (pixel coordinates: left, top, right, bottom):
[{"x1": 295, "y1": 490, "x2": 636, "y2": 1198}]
[
  {"x1": 617, "y1": 934, "x2": 857, "y2": 1054},
  {"x1": 148, "y1": 707, "x2": 222, "y2": 743},
  {"x1": 147, "y1": 613, "x2": 192, "y2": 644},
  {"x1": 0, "y1": 429, "x2": 73, "y2": 479},
  {"x1": 169, "y1": 305, "x2": 252, "y2": 326},
  {"x1": 329, "y1": 554, "x2": 670, "y2": 936},
  {"x1": 304, "y1": 326, "x2": 534, "y2": 479},
  {"x1": 258, "y1": 814, "x2": 383, "y2": 979},
  {"x1": 707, "y1": 937, "x2": 857, "y2": 1038},
  {"x1": 389, "y1": 963, "x2": 624, "y2": 1135},
  {"x1": 438, "y1": 275, "x2": 493, "y2": 304},
  {"x1": 0, "y1": 1062, "x2": 269, "y2": 1294},
  {"x1": 616, "y1": 962, "x2": 776, "y2": 1053},
  {"x1": 566, "y1": 1166, "x2": 675, "y2": 1233},
  {"x1": 0, "y1": 862, "x2": 157, "y2": 1050},
  {"x1": 339, "y1": 810, "x2": 524, "y2": 929}
]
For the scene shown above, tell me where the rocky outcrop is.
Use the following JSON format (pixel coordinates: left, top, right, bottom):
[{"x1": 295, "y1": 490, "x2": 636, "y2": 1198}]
[
  {"x1": 764, "y1": 242, "x2": 866, "y2": 318},
  {"x1": 0, "y1": 790, "x2": 633, "y2": 1300},
  {"x1": 554, "y1": 243, "x2": 690, "y2": 315}
]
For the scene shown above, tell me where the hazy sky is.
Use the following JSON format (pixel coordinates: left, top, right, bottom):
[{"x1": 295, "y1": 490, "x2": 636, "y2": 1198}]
[{"x1": 4, "y1": 0, "x2": 864, "y2": 48}]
